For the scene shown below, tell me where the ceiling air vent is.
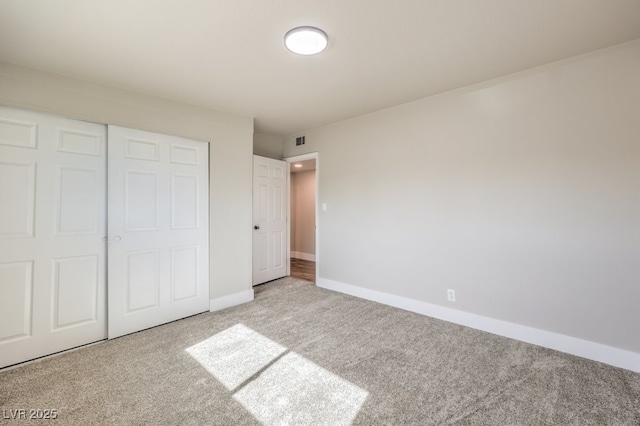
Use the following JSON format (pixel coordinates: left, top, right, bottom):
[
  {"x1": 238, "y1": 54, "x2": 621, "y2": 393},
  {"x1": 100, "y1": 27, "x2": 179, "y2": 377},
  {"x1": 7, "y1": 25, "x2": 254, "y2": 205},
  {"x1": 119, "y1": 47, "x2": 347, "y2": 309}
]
[{"x1": 295, "y1": 136, "x2": 305, "y2": 146}]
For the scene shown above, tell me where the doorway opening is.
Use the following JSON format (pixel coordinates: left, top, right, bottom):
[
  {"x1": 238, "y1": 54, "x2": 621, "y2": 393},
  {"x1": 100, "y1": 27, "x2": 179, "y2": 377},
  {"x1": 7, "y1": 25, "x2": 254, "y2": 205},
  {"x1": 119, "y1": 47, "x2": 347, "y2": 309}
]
[{"x1": 285, "y1": 153, "x2": 318, "y2": 283}]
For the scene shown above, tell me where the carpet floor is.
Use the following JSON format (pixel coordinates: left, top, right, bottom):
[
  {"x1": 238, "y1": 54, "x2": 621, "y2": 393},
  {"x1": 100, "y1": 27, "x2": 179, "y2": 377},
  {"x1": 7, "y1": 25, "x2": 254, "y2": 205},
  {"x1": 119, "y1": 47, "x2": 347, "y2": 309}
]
[{"x1": 1, "y1": 277, "x2": 638, "y2": 425}]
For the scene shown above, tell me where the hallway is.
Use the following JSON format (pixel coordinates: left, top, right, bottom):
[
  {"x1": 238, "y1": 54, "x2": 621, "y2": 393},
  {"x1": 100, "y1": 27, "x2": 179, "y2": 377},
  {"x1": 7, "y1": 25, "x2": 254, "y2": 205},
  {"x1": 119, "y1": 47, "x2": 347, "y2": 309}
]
[{"x1": 290, "y1": 258, "x2": 315, "y2": 283}]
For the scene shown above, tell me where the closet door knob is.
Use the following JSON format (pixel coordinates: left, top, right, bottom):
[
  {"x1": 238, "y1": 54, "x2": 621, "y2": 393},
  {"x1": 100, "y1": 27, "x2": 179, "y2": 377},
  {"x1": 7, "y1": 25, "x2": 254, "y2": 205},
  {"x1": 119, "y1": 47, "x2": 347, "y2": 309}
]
[{"x1": 254, "y1": 225, "x2": 260, "y2": 230}]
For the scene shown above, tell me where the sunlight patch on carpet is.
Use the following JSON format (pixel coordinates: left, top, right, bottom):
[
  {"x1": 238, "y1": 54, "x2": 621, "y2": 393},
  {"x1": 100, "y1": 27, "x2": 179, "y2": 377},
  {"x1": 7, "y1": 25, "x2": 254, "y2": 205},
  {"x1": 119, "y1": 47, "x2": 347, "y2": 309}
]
[
  {"x1": 185, "y1": 323, "x2": 286, "y2": 390},
  {"x1": 234, "y1": 351, "x2": 368, "y2": 425},
  {"x1": 186, "y1": 323, "x2": 368, "y2": 425}
]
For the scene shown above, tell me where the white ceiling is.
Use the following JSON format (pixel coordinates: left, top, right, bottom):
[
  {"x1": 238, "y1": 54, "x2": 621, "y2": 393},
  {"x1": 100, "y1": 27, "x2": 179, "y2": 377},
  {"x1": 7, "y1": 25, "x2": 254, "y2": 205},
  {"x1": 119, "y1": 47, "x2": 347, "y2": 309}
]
[{"x1": 1, "y1": 1, "x2": 639, "y2": 136}]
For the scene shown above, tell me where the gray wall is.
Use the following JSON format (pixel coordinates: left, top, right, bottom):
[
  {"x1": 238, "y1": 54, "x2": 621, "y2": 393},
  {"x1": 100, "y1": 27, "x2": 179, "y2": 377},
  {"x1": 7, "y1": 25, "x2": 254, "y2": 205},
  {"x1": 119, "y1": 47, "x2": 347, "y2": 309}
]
[
  {"x1": 0, "y1": 62, "x2": 254, "y2": 300},
  {"x1": 291, "y1": 170, "x2": 316, "y2": 257},
  {"x1": 284, "y1": 40, "x2": 640, "y2": 354},
  {"x1": 254, "y1": 132, "x2": 283, "y2": 159}
]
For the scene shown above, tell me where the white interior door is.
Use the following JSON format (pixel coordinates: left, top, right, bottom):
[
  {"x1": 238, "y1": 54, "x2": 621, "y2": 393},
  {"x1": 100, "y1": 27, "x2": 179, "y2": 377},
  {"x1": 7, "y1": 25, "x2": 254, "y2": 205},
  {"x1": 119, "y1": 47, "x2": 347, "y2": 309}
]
[
  {"x1": 107, "y1": 126, "x2": 209, "y2": 339},
  {"x1": 0, "y1": 107, "x2": 107, "y2": 369},
  {"x1": 253, "y1": 155, "x2": 288, "y2": 285}
]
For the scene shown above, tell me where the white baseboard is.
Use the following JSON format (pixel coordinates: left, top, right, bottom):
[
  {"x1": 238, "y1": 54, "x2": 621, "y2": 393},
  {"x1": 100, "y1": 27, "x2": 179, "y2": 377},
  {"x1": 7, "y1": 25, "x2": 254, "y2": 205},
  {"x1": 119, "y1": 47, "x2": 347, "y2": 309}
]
[
  {"x1": 317, "y1": 277, "x2": 640, "y2": 373},
  {"x1": 291, "y1": 251, "x2": 316, "y2": 262},
  {"x1": 209, "y1": 289, "x2": 254, "y2": 312}
]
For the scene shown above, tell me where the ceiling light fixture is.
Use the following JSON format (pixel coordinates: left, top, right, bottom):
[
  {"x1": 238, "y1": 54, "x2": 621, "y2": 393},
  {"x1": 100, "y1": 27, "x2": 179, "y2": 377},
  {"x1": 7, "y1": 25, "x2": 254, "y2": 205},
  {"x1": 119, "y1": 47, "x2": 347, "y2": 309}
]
[
  {"x1": 294, "y1": 164, "x2": 303, "y2": 168},
  {"x1": 284, "y1": 26, "x2": 328, "y2": 55}
]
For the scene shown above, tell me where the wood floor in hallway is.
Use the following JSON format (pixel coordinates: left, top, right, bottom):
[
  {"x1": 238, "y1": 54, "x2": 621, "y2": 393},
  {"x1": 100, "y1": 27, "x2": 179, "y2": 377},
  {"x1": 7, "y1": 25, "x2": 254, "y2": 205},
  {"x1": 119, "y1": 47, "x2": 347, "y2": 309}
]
[{"x1": 290, "y1": 258, "x2": 315, "y2": 283}]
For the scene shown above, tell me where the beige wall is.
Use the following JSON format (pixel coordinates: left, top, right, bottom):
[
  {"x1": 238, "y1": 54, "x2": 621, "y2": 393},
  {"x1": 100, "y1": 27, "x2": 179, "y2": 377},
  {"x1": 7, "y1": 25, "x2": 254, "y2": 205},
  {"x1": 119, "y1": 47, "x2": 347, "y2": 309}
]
[
  {"x1": 254, "y1": 132, "x2": 283, "y2": 159},
  {"x1": 284, "y1": 40, "x2": 640, "y2": 354},
  {"x1": 291, "y1": 170, "x2": 316, "y2": 257},
  {"x1": 0, "y1": 62, "x2": 254, "y2": 300}
]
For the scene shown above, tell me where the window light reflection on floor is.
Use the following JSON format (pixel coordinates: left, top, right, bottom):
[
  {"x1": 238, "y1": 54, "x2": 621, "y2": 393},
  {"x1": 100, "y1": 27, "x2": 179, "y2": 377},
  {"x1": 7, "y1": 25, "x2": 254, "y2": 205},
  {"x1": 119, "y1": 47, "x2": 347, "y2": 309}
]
[
  {"x1": 186, "y1": 324, "x2": 368, "y2": 425},
  {"x1": 186, "y1": 323, "x2": 287, "y2": 390}
]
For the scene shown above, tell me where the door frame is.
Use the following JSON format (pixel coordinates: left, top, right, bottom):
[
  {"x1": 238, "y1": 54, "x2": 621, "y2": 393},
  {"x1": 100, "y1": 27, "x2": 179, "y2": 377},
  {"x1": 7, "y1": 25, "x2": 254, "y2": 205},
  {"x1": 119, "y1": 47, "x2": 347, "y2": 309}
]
[{"x1": 284, "y1": 152, "x2": 319, "y2": 283}]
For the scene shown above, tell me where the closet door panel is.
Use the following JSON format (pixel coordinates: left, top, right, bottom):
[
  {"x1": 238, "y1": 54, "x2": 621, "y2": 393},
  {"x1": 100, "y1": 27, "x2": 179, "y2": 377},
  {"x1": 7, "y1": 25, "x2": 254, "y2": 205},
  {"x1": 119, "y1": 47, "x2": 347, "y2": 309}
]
[
  {"x1": 107, "y1": 125, "x2": 209, "y2": 339},
  {"x1": 0, "y1": 106, "x2": 107, "y2": 369}
]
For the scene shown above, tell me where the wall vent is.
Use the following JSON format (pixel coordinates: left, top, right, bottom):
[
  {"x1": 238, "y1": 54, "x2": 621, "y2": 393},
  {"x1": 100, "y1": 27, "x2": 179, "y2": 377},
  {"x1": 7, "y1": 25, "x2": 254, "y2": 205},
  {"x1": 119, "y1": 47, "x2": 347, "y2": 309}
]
[{"x1": 295, "y1": 136, "x2": 305, "y2": 146}]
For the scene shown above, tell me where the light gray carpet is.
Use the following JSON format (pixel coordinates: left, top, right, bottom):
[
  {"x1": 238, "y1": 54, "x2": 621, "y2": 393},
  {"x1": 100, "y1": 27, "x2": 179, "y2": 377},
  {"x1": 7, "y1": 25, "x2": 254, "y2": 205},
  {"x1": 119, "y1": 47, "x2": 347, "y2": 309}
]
[{"x1": 1, "y1": 277, "x2": 639, "y2": 425}]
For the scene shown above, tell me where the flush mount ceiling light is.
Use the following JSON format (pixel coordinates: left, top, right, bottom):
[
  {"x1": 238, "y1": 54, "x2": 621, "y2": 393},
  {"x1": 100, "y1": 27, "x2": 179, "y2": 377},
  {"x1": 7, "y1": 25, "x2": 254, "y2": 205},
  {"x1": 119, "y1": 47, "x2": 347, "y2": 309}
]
[
  {"x1": 294, "y1": 164, "x2": 303, "y2": 168},
  {"x1": 284, "y1": 26, "x2": 328, "y2": 55}
]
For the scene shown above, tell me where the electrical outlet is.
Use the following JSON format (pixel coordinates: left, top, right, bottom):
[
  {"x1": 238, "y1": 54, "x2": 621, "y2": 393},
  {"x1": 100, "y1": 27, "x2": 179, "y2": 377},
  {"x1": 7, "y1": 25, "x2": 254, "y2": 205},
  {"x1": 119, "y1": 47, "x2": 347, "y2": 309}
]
[{"x1": 447, "y1": 289, "x2": 456, "y2": 302}]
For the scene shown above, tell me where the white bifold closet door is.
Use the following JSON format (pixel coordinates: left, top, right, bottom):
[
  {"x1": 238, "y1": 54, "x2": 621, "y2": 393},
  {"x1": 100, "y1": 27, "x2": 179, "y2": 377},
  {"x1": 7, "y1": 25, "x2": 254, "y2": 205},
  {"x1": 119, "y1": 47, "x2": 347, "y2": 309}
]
[
  {"x1": 0, "y1": 108, "x2": 210, "y2": 368},
  {"x1": 107, "y1": 126, "x2": 209, "y2": 339},
  {"x1": 0, "y1": 106, "x2": 107, "y2": 369}
]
